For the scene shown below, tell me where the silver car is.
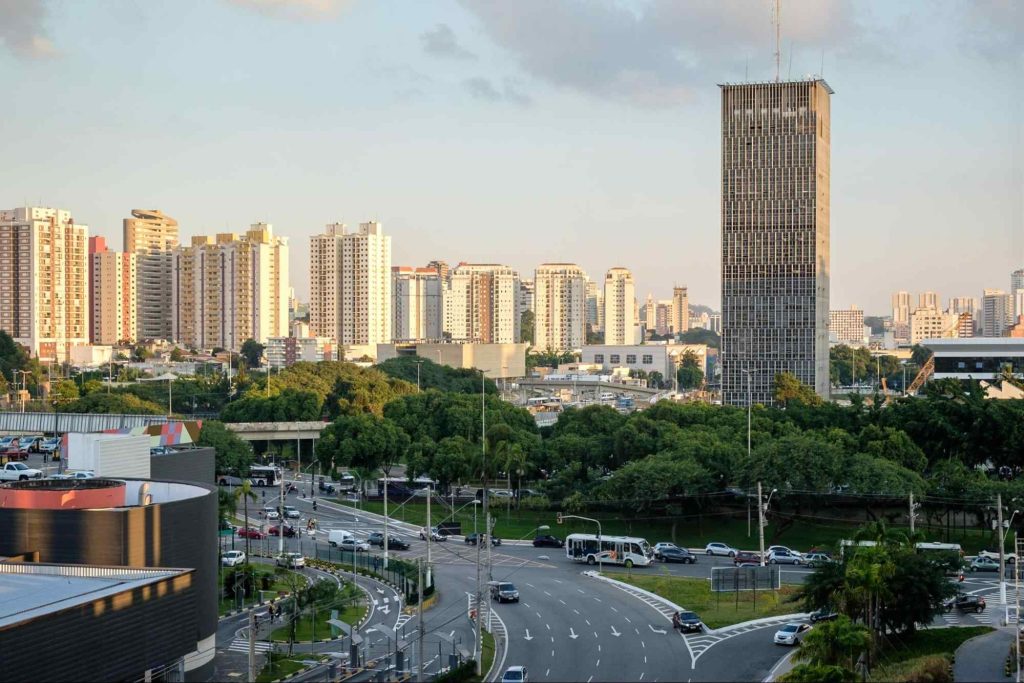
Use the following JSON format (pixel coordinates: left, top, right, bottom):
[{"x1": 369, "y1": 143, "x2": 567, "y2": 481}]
[{"x1": 767, "y1": 549, "x2": 803, "y2": 565}]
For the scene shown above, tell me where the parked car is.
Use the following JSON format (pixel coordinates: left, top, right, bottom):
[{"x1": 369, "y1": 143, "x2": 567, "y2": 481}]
[
  {"x1": 339, "y1": 538, "x2": 370, "y2": 552},
  {"x1": 39, "y1": 437, "x2": 61, "y2": 459},
  {"x1": 2, "y1": 441, "x2": 30, "y2": 460},
  {"x1": 283, "y1": 505, "x2": 301, "y2": 519},
  {"x1": 767, "y1": 549, "x2": 804, "y2": 565},
  {"x1": 944, "y1": 595, "x2": 986, "y2": 613},
  {"x1": 269, "y1": 525, "x2": 296, "y2": 537},
  {"x1": 465, "y1": 532, "x2": 501, "y2": 546},
  {"x1": 0, "y1": 462, "x2": 43, "y2": 481},
  {"x1": 705, "y1": 542, "x2": 738, "y2": 558},
  {"x1": 222, "y1": 550, "x2": 247, "y2": 567},
  {"x1": 501, "y1": 666, "x2": 528, "y2": 683},
  {"x1": 804, "y1": 552, "x2": 834, "y2": 567},
  {"x1": 420, "y1": 527, "x2": 448, "y2": 542},
  {"x1": 978, "y1": 549, "x2": 1017, "y2": 564},
  {"x1": 50, "y1": 470, "x2": 96, "y2": 480},
  {"x1": 672, "y1": 610, "x2": 703, "y2": 633},
  {"x1": 0, "y1": 436, "x2": 15, "y2": 450},
  {"x1": 19, "y1": 436, "x2": 43, "y2": 452},
  {"x1": 660, "y1": 547, "x2": 697, "y2": 564},
  {"x1": 767, "y1": 545, "x2": 802, "y2": 558},
  {"x1": 809, "y1": 608, "x2": 839, "y2": 623},
  {"x1": 237, "y1": 527, "x2": 266, "y2": 540},
  {"x1": 969, "y1": 556, "x2": 1001, "y2": 572},
  {"x1": 654, "y1": 542, "x2": 681, "y2": 559},
  {"x1": 533, "y1": 535, "x2": 564, "y2": 548},
  {"x1": 774, "y1": 623, "x2": 811, "y2": 646},
  {"x1": 489, "y1": 581, "x2": 520, "y2": 603},
  {"x1": 733, "y1": 550, "x2": 762, "y2": 565},
  {"x1": 276, "y1": 552, "x2": 305, "y2": 569}
]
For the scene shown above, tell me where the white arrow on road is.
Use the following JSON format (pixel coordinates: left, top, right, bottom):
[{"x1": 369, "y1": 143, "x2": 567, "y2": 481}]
[
  {"x1": 610, "y1": 626, "x2": 621, "y2": 637},
  {"x1": 524, "y1": 629, "x2": 534, "y2": 641},
  {"x1": 379, "y1": 605, "x2": 391, "y2": 615},
  {"x1": 648, "y1": 624, "x2": 667, "y2": 635},
  {"x1": 569, "y1": 628, "x2": 579, "y2": 640}
]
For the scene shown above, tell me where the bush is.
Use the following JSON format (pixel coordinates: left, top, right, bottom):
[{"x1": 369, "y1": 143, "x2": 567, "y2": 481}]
[
  {"x1": 904, "y1": 656, "x2": 952, "y2": 683},
  {"x1": 782, "y1": 664, "x2": 855, "y2": 683},
  {"x1": 518, "y1": 494, "x2": 551, "y2": 511},
  {"x1": 433, "y1": 659, "x2": 476, "y2": 683}
]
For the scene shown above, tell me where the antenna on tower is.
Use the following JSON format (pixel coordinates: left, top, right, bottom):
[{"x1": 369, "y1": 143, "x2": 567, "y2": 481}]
[
  {"x1": 772, "y1": 0, "x2": 781, "y2": 82},
  {"x1": 820, "y1": 49, "x2": 825, "y2": 77}
]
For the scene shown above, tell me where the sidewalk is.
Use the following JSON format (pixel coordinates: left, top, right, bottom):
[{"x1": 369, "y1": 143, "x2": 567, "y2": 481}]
[{"x1": 954, "y1": 627, "x2": 1013, "y2": 682}]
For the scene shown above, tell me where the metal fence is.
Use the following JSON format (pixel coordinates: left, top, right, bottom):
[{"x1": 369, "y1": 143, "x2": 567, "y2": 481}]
[
  {"x1": 310, "y1": 547, "x2": 434, "y2": 602},
  {"x1": 710, "y1": 565, "x2": 781, "y2": 592}
]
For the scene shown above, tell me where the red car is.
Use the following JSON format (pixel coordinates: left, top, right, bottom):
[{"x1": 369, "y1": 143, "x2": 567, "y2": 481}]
[
  {"x1": 237, "y1": 527, "x2": 266, "y2": 539},
  {"x1": 269, "y1": 525, "x2": 296, "y2": 538},
  {"x1": 734, "y1": 551, "x2": 763, "y2": 565},
  {"x1": 2, "y1": 440, "x2": 30, "y2": 461}
]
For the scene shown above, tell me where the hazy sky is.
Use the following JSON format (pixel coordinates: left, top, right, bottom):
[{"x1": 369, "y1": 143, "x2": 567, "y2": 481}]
[{"x1": 2, "y1": 0, "x2": 1021, "y2": 314}]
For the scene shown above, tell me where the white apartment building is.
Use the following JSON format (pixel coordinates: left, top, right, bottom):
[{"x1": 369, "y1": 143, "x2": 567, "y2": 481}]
[
  {"x1": 982, "y1": 289, "x2": 1014, "y2": 337},
  {"x1": 265, "y1": 336, "x2": 335, "y2": 368},
  {"x1": 828, "y1": 306, "x2": 867, "y2": 346},
  {"x1": 671, "y1": 286, "x2": 689, "y2": 334},
  {"x1": 123, "y1": 209, "x2": 178, "y2": 341},
  {"x1": 392, "y1": 266, "x2": 442, "y2": 342},
  {"x1": 171, "y1": 224, "x2": 289, "y2": 350},
  {"x1": 603, "y1": 268, "x2": 638, "y2": 345},
  {"x1": 89, "y1": 236, "x2": 137, "y2": 346},
  {"x1": 910, "y1": 308, "x2": 960, "y2": 345},
  {"x1": 309, "y1": 222, "x2": 391, "y2": 347},
  {"x1": 518, "y1": 279, "x2": 535, "y2": 318},
  {"x1": 585, "y1": 279, "x2": 604, "y2": 334},
  {"x1": 918, "y1": 291, "x2": 939, "y2": 311},
  {"x1": 891, "y1": 291, "x2": 912, "y2": 342},
  {"x1": 444, "y1": 263, "x2": 519, "y2": 343},
  {"x1": 1012, "y1": 269, "x2": 1024, "y2": 318},
  {"x1": 0, "y1": 206, "x2": 89, "y2": 361},
  {"x1": 534, "y1": 263, "x2": 587, "y2": 352}
]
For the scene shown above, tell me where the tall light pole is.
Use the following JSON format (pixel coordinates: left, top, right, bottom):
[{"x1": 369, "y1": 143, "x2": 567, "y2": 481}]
[
  {"x1": 476, "y1": 367, "x2": 490, "y2": 676},
  {"x1": 758, "y1": 484, "x2": 777, "y2": 566},
  {"x1": 415, "y1": 360, "x2": 424, "y2": 392}
]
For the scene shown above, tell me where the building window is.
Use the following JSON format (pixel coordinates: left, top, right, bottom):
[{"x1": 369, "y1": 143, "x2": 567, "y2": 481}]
[
  {"x1": 642, "y1": 354, "x2": 653, "y2": 364},
  {"x1": 594, "y1": 354, "x2": 604, "y2": 363},
  {"x1": 610, "y1": 354, "x2": 620, "y2": 364},
  {"x1": 626, "y1": 354, "x2": 636, "y2": 364}
]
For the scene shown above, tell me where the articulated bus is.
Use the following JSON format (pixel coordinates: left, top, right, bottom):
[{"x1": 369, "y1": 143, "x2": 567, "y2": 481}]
[{"x1": 565, "y1": 533, "x2": 653, "y2": 568}]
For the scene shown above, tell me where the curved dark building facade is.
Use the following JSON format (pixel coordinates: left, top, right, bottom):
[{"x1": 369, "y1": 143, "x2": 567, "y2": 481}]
[{"x1": 0, "y1": 478, "x2": 217, "y2": 681}]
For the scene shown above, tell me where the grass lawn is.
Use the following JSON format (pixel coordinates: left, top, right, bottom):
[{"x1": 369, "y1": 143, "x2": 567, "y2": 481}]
[
  {"x1": 218, "y1": 564, "x2": 301, "y2": 615},
  {"x1": 469, "y1": 629, "x2": 495, "y2": 683},
  {"x1": 615, "y1": 574, "x2": 801, "y2": 629},
  {"x1": 270, "y1": 595, "x2": 366, "y2": 642},
  {"x1": 337, "y1": 499, "x2": 997, "y2": 554},
  {"x1": 868, "y1": 626, "x2": 992, "y2": 682},
  {"x1": 256, "y1": 654, "x2": 312, "y2": 683}
]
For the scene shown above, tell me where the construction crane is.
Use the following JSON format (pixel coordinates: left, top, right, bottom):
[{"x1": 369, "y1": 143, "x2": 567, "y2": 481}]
[{"x1": 905, "y1": 313, "x2": 969, "y2": 396}]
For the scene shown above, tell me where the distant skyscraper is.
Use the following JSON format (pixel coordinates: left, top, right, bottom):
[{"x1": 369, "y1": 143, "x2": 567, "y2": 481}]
[
  {"x1": 643, "y1": 293, "x2": 656, "y2": 333},
  {"x1": 584, "y1": 279, "x2": 604, "y2": 335},
  {"x1": 720, "y1": 79, "x2": 833, "y2": 405},
  {"x1": 829, "y1": 307, "x2": 866, "y2": 346},
  {"x1": 444, "y1": 263, "x2": 518, "y2": 343},
  {"x1": 1012, "y1": 269, "x2": 1024, "y2": 318},
  {"x1": 534, "y1": 263, "x2": 587, "y2": 352},
  {"x1": 0, "y1": 207, "x2": 89, "y2": 361},
  {"x1": 392, "y1": 266, "x2": 442, "y2": 342},
  {"x1": 89, "y1": 236, "x2": 136, "y2": 346},
  {"x1": 172, "y1": 224, "x2": 289, "y2": 350},
  {"x1": 309, "y1": 222, "x2": 392, "y2": 346},
  {"x1": 670, "y1": 286, "x2": 689, "y2": 334},
  {"x1": 891, "y1": 291, "x2": 912, "y2": 342},
  {"x1": 948, "y1": 296, "x2": 978, "y2": 316},
  {"x1": 982, "y1": 289, "x2": 1013, "y2": 337},
  {"x1": 910, "y1": 308, "x2": 959, "y2": 345},
  {"x1": 918, "y1": 291, "x2": 939, "y2": 311},
  {"x1": 603, "y1": 267, "x2": 638, "y2": 345},
  {"x1": 518, "y1": 279, "x2": 535, "y2": 317},
  {"x1": 427, "y1": 260, "x2": 451, "y2": 284},
  {"x1": 123, "y1": 209, "x2": 178, "y2": 341}
]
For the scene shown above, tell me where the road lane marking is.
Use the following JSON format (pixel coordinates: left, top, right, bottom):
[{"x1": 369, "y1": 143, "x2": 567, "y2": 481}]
[
  {"x1": 577, "y1": 589, "x2": 585, "y2": 594},
  {"x1": 596, "y1": 659, "x2": 600, "y2": 667},
  {"x1": 569, "y1": 628, "x2": 579, "y2": 639},
  {"x1": 547, "y1": 670, "x2": 551, "y2": 677},
  {"x1": 611, "y1": 606, "x2": 619, "y2": 613},
  {"x1": 544, "y1": 591, "x2": 552, "y2": 597},
  {"x1": 611, "y1": 626, "x2": 622, "y2": 637},
  {"x1": 524, "y1": 629, "x2": 533, "y2": 641},
  {"x1": 546, "y1": 623, "x2": 551, "y2": 630},
  {"x1": 648, "y1": 625, "x2": 666, "y2": 634},
  {"x1": 536, "y1": 612, "x2": 543, "y2": 619},
  {"x1": 641, "y1": 640, "x2": 646, "y2": 648},
  {"x1": 625, "y1": 617, "x2": 632, "y2": 623},
  {"x1": 586, "y1": 619, "x2": 591, "y2": 626},
  {"x1": 573, "y1": 609, "x2": 580, "y2": 615},
  {"x1": 598, "y1": 644, "x2": 601, "y2": 652},
  {"x1": 559, "y1": 599, "x2": 567, "y2": 605},
  {"x1": 640, "y1": 672, "x2": 645, "y2": 680}
]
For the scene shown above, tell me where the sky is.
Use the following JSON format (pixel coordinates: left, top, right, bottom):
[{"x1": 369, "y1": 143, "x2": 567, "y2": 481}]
[{"x1": 1, "y1": 0, "x2": 1021, "y2": 315}]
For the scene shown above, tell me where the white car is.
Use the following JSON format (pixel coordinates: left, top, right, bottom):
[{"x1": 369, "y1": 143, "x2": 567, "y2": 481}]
[
  {"x1": 705, "y1": 542, "x2": 738, "y2": 558},
  {"x1": 339, "y1": 538, "x2": 370, "y2": 552},
  {"x1": 774, "y1": 622, "x2": 811, "y2": 646},
  {"x1": 501, "y1": 666, "x2": 528, "y2": 683},
  {"x1": 283, "y1": 505, "x2": 301, "y2": 519},
  {"x1": 978, "y1": 550, "x2": 1017, "y2": 564},
  {"x1": 264, "y1": 507, "x2": 280, "y2": 520},
  {"x1": 276, "y1": 552, "x2": 305, "y2": 568},
  {"x1": 420, "y1": 527, "x2": 449, "y2": 542},
  {"x1": 767, "y1": 545, "x2": 802, "y2": 558},
  {"x1": 222, "y1": 550, "x2": 247, "y2": 567},
  {"x1": 50, "y1": 470, "x2": 96, "y2": 480}
]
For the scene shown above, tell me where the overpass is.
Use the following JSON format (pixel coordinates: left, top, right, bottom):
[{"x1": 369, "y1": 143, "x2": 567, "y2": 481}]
[
  {"x1": 222, "y1": 421, "x2": 326, "y2": 442},
  {"x1": 515, "y1": 379, "x2": 662, "y2": 399},
  {"x1": 0, "y1": 411, "x2": 172, "y2": 434}
]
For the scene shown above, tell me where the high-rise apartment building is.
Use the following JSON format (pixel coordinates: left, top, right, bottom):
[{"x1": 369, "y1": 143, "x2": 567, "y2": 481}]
[
  {"x1": 948, "y1": 297, "x2": 978, "y2": 316},
  {"x1": 1012, "y1": 269, "x2": 1024, "y2": 318},
  {"x1": 0, "y1": 207, "x2": 89, "y2": 361},
  {"x1": 123, "y1": 209, "x2": 178, "y2": 341},
  {"x1": 891, "y1": 291, "x2": 912, "y2": 342},
  {"x1": 585, "y1": 279, "x2": 604, "y2": 335},
  {"x1": 171, "y1": 224, "x2": 289, "y2": 350},
  {"x1": 982, "y1": 289, "x2": 1014, "y2": 337},
  {"x1": 427, "y1": 260, "x2": 451, "y2": 284},
  {"x1": 518, "y1": 280, "x2": 535, "y2": 316},
  {"x1": 720, "y1": 79, "x2": 832, "y2": 405},
  {"x1": 392, "y1": 266, "x2": 442, "y2": 342},
  {"x1": 309, "y1": 222, "x2": 392, "y2": 346},
  {"x1": 534, "y1": 263, "x2": 587, "y2": 352},
  {"x1": 603, "y1": 267, "x2": 638, "y2": 345},
  {"x1": 444, "y1": 263, "x2": 518, "y2": 343},
  {"x1": 918, "y1": 291, "x2": 939, "y2": 311},
  {"x1": 643, "y1": 293, "x2": 656, "y2": 333},
  {"x1": 670, "y1": 286, "x2": 689, "y2": 334},
  {"x1": 89, "y1": 236, "x2": 136, "y2": 346},
  {"x1": 829, "y1": 307, "x2": 866, "y2": 346}
]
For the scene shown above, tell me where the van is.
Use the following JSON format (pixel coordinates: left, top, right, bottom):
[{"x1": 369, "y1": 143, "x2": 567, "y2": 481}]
[{"x1": 328, "y1": 529, "x2": 355, "y2": 547}]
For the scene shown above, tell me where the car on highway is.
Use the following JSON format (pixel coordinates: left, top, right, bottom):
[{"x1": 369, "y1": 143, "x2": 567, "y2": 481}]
[
  {"x1": 653, "y1": 542, "x2": 681, "y2": 559},
  {"x1": 222, "y1": 550, "x2": 247, "y2": 567},
  {"x1": 944, "y1": 594, "x2": 986, "y2": 613},
  {"x1": 767, "y1": 549, "x2": 804, "y2": 565},
  {"x1": 276, "y1": 552, "x2": 305, "y2": 569},
  {"x1": 969, "y1": 556, "x2": 1000, "y2": 572},
  {"x1": 339, "y1": 538, "x2": 370, "y2": 552},
  {"x1": 237, "y1": 527, "x2": 266, "y2": 539},
  {"x1": 282, "y1": 505, "x2": 301, "y2": 519},
  {"x1": 269, "y1": 525, "x2": 296, "y2": 537},
  {"x1": 767, "y1": 545, "x2": 802, "y2": 558},
  {"x1": 809, "y1": 607, "x2": 838, "y2": 623},
  {"x1": 672, "y1": 610, "x2": 703, "y2": 633},
  {"x1": 532, "y1": 534, "x2": 564, "y2": 548},
  {"x1": 733, "y1": 550, "x2": 762, "y2": 565},
  {"x1": 489, "y1": 581, "x2": 520, "y2": 603},
  {"x1": 804, "y1": 552, "x2": 834, "y2": 567},
  {"x1": 774, "y1": 622, "x2": 811, "y2": 645},
  {"x1": 367, "y1": 532, "x2": 410, "y2": 550},
  {"x1": 465, "y1": 532, "x2": 501, "y2": 546},
  {"x1": 659, "y1": 547, "x2": 697, "y2": 564},
  {"x1": 705, "y1": 542, "x2": 738, "y2": 558},
  {"x1": 420, "y1": 527, "x2": 449, "y2": 542},
  {"x1": 263, "y1": 507, "x2": 280, "y2": 520},
  {"x1": 978, "y1": 549, "x2": 1017, "y2": 564},
  {"x1": 501, "y1": 666, "x2": 528, "y2": 683}
]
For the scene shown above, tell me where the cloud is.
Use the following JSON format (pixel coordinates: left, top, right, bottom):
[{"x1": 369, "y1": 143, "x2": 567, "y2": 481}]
[
  {"x1": 464, "y1": 77, "x2": 532, "y2": 106},
  {"x1": 227, "y1": 0, "x2": 351, "y2": 20},
  {"x1": 0, "y1": 0, "x2": 58, "y2": 59},
  {"x1": 458, "y1": 0, "x2": 886, "y2": 107},
  {"x1": 421, "y1": 23, "x2": 477, "y2": 61}
]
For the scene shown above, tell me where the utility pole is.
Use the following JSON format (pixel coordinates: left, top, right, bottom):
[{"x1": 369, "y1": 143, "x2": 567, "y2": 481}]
[
  {"x1": 384, "y1": 473, "x2": 390, "y2": 569},
  {"x1": 909, "y1": 491, "x2": 916, "y2": 535},
  {"x1": 247, "y1": 608, "x2": 256, "y2": 683},
  {"x1": 1015, "y1": 531, "x2": 1021, "y2": 683},
  {"x1": 278, "y1": 472, "x2": 285, "y2": 556},
  {"x1": 999, "y1": 493, "x2": 1007, "y2": 607},
  {"x1": 757, "y1": 481, "x2": 766, "y2": 566},
  {"x1": 417, "y1": 558, "x2": 425, "y2": 682},
  {"x1": 426, "y1": 484, "x2": 432, "y2": 565}
]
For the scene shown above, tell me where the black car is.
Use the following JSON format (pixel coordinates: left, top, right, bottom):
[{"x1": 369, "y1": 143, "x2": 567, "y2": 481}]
[
  {"x1": 367, "y1": 532, "x2": 410, "y2": 550},
  {"x1": 533, "y1": 535, "x2": 564, "y2": 548},
  {"x1": 660, "y1": 547, "x2": 697, "y2": 564},
  {"x1": 672, "y1": 611, "x2": 703, "y2": 633},
  {"x1": 466, "y1": 532, "x2": 501, "y2": 546},
  {"x1": 808, "y1": 608, "x2": 838, "y2": 623},
  {"x1": 945, "y1": 594, "x2": 986, "y2": 613}
]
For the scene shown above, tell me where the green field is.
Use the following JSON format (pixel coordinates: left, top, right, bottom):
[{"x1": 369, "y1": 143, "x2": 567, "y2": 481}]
[
  {"x1": 615, "y1": 574, "x2": 801, "y2": 629},
  {"x1": 868, "y1": 626, "x2": 992, "y2": 682},
  {"x1": 270, "y1": 589, "x2": 365, "y2": 643},
  {"x1": 334, "y1": 499, "x2": 996, "y2": 554}
]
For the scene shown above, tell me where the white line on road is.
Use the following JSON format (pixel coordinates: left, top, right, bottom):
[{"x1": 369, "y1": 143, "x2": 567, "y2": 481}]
[
  {"x1": 546, "y1": 623, "x2": 551, "y2": 631},
  {"x1": 559, "y1": 599, "x2": 567, "y2": 605},
  {"x1": 625, "y1": 616, "x2": 632, "y2": 623},
  {"x1": 640, "y1": 672, "x2": 645, "y2": 680},
  {"x1": 641, "y1": 640, "x2": 645, "y2": 649},
  {"x1": 586, "y1": 619, "x2": 591, "y2": 626},
  {"x1": 536, "y1": 612, "x2": 543, "y2": 619},
  {"x1": 551, "y1": 650, "x2": 555, "y2": 657},
  {"x1": 573, "y1": 609, "x2": 580, "y2": 615},
  {"x1": 610, "y1": 606, "x2": 619, "y2": 613},
  {"x1": 547, "y1": 670, "x2": 551, "y2": 677},
  {"x1": 644, "y1": 656, "x2": 648, "y2": 664},
  {"x1": 551, "y1": 636, "x2": 554, "y2": 643},
  {"x1": 596, "y1": 659, "x2": 600, "y2": 667},
  {"x1": 634, "y1": 627, "x2": 640, "y2": 635},
  {"x1": 578, "y1": 589, "x2": 585, "y2": 594},
  {"x1": 598, "y1": 644, "x2": 601, "y2": 652},
  {"x1": 544, "y1": 591, "x2": 552, "y2": 597},
  {"x1": 587, "y1": 676, "x2": 592, "y2": 682},
  {"x1": 594, "y1": 597, "x2": 602, "y2": 602},
  {"x1": 526, "y1": 583, "x2": 535, "y2": 588}
]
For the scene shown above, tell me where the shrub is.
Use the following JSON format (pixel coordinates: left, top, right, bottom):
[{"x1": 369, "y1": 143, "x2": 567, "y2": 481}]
[
  {"x1": 781, "y1": 664, "x2": 855, "y2": 683},
  {"x1": 905, "y1": 656, "x2": 952, "y2": 683},
  {"x1": 518, "y1": 494, "x2": 551, "y2": 511}
]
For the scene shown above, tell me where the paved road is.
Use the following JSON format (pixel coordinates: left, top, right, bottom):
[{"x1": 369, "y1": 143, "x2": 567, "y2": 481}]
[{"x1": 953, "y1": 627, "x2": 1013, "y2": 682}]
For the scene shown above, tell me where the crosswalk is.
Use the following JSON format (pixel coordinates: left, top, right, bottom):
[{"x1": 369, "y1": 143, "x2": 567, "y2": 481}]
[
  {"x1": 227, "y1": 638, "x2": 272, "y2": 654},
  {"x1": 939, "y1": 590, "x2": 1003, "y2": 626},
  {"x1": 686, "y1": 617, "x2": 795, "y2": 660}
]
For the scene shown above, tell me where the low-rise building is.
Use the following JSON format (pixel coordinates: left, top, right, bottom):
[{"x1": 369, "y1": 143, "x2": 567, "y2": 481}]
[
  {"x1": 265, "y1": 336, "x2": 335, "y2": 368},
  {"x1": 581, "y1": 343, "x2": 709, "y2": 382},
  {"x1": 923, "y1": 338, "x2": 1024, "y2": 382},
  {"x1": 376, "y1": 342, "x2": 527, "y2": 378}
]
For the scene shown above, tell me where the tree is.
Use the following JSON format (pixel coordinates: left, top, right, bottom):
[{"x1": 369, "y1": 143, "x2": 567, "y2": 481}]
[
  {"x1": 63, "y1": 392, "x2": 166, "y2": 415},
  {"x1": 316, "y1": 413, "x2": 410, "y2": 479},
  {"x1": 793, "y1": 616, "x2": 870, "y2": 671},
  {"x1": 0, "y1": 330, "x2": 29, "y2": 383},
  {"x1": 51, "y1": 379, "x2": 80, "y2": 406},
  {"x1": 240, "y1": 339, "x2": 265, "y2": 369},
  {"x1": 774, "y1": 372, "x2": 823, "y2": 407},
  {"x1": 234, "y1": 479, "x2": 257, "y2": 559},
  {"x1": 520, "y1": 310, "x2": 535, "y2": 345},
  {"x1": 677, "y1": 328, "x2": 720, "y2": 348},
  {"x1": 199, "y1": 420, "x2": 253, "y2": 473},
  {"x1": 676, "y1": 351, "x2": 704, "y2": 389},
  {"x1": 170, "y1": 347, "x2": 186, "y2": 362}
]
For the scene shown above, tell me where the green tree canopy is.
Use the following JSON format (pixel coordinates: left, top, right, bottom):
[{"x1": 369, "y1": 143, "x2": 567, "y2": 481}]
[
  {"x1": 198, "y1": 420, "x2": 253, "y2": 473},
  {"x1": 240, "y1": 339, "x2": 265, "y2": 368},
  {"x1": 774, "y1": 372, "x2": 823, "y2": 407},
  {"x1": 63, "y1": 392, "x2": 166, "y2": 415},
  {"x1": 316, "y1": 412, "x2": 411, "y2": 478}
]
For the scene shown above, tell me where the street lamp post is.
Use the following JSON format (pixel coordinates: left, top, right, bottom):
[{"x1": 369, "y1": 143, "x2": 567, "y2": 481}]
[
  {"x1": 415, "y1": 360, "x2": 424, "y2": 392},
  {"x1": 558, "y1": 514, "x2": 603, "y2": 573},
  {"x1": 758, "y1": 485, "x2": 778, "y2": 566}
]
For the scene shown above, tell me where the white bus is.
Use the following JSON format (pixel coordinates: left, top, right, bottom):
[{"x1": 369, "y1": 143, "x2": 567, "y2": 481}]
[{"x1": 565, "y1": 533, "x2": 653, "y2": 568}]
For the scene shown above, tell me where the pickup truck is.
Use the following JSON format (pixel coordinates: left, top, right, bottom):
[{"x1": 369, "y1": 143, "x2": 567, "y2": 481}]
[{"x1": 0, "y1": 462, "x2": 44, "y2": 481}]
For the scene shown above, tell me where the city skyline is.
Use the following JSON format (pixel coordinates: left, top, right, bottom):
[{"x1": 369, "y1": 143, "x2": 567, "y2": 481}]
[{"x1": 1, "y1": 1, "x2": 1020, "y2": 313}]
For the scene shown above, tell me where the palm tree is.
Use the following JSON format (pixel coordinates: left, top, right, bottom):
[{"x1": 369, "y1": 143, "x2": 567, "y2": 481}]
[
  {"x1": 234, "y1": 479, "x2": 258, "y2": 558},
  {"x1": 794, "y1": 615, "x2": 870, "y2": 671},
  {"x1": 495, "y1": 441, "x2": 526, "y2": 515}
]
